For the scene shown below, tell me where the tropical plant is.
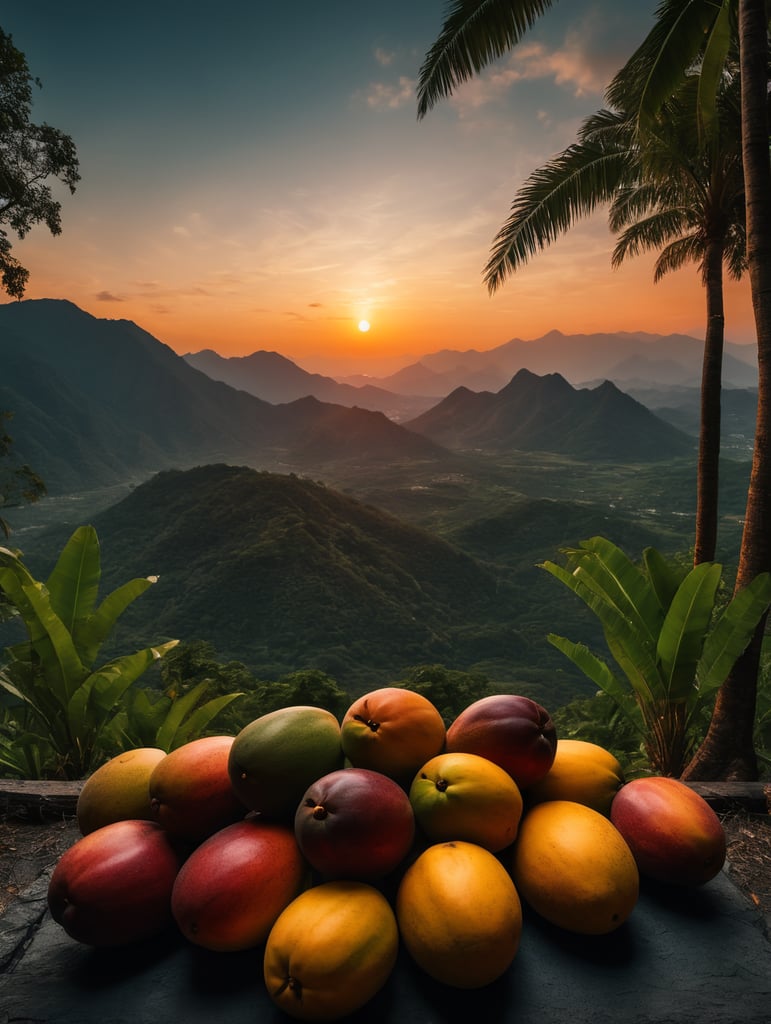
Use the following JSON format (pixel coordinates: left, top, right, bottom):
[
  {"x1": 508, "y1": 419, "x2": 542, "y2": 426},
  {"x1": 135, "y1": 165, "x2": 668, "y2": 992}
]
[
  {"x1": 0, "y1": 28, "x2": 80, "y2": 298},
  {"x1": 0, "y1": 526, "x2": 180, "y2": 778},
  {"x1": 540, "y1": 536, "x2": 771, "y2": 776},
  {"x1": 110, "y1": 677, "x2": 244, "y2": 754},
  {"x1": 418, "y1": 0, "x2": 771, "y2": 780}
]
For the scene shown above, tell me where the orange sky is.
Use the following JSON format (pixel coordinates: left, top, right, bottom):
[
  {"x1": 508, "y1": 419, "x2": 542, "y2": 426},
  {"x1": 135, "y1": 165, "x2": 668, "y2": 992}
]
[{"x1": 5, "y1": 2, "x2": 758, "y2": 377}]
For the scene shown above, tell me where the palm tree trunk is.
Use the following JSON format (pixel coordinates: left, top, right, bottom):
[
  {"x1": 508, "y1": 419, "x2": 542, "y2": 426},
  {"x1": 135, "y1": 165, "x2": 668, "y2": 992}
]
[
  {"x1": 693, "y1": 240, "x2": 725, "y2": 566},
  {"x1": 683, "y1": 0, "x2": 771, "y2": 781}
]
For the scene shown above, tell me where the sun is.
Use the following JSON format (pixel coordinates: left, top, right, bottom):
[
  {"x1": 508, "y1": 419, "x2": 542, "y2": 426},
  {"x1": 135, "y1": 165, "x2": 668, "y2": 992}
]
[{"x1": 357, "y1": 319, "x2": 371, "y2": 333}]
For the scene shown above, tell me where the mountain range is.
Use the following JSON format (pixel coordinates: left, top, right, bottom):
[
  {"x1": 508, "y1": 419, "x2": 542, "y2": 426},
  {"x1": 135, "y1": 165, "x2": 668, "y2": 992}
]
[
  {"x1": 345, "y1": 329, "x2": 758, "y2": 395},
  {"x1": 0, "y1": 299, "x2": 702, "y2": 497},
  {"x1": 0, "y1": 300, "x2": 444, "y2": 493}
]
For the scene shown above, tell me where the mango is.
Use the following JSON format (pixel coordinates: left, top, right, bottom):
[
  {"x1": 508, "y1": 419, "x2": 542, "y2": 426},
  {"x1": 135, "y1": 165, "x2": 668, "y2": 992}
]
[
  {"x1": 409, "y1": 751, "x2": 523, "y2": 852},
  {"x1": 76, "y1": 747, "x2": 165, "y2": 835},
  {"x1": 295, "y1": 767, "x2": 415, "y2": 881},
  {"x1": 445, "y1": 693, "x2": 556, "y2": 788},
  {"x1": 263, "y1": 880, "x2": 399, "y2": 1020},
  {"x1": 149, "y1": 735, "x2": 245, "y2": 843},
  {"x1": 229, "y1": 705, "x2": 343, "y2": 820},
  {"x1": 47, "y1": 819, "x2": 184, "y2": 946},
  {"x1": 171, "y1": 817, "x2": 305, "y2": 951},
  {"x1": 340, "y1": 686, "x2": 446, "y2": 787},
  {"x1": 524, "y1": 738, "x2": 625, "y2": 816},
  {"x1": 396, "y1": 839, "x2": 522, "y2": 988},
  {"x1": 610, "y1": 776, "x2": 726, "y2": 885},
  {"x1": 511, "y1": 799, "x2": 638, "y2": 934}
]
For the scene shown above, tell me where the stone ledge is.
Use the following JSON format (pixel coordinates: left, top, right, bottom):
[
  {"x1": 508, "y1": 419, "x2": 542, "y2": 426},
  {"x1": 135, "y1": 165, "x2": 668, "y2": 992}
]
[
  {"x1": 1, "y1": 779, "x2": 769, "y2": 818},
  {"x1": 1, "y1": 780, "x2": 83, "y2": 819}
]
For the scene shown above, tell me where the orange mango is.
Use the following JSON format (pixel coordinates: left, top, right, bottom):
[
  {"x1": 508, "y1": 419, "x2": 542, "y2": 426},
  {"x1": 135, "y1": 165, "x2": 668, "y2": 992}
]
[
  {"x1": 512, "y1": 799, "x2": 638, "y2": 934},
  {"x1": 396, "y1": 839, "x2": 522, "y2": 988}
]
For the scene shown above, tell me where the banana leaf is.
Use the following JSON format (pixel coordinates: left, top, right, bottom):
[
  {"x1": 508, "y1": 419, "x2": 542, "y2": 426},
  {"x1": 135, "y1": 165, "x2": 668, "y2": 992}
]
[
  {"x1": 46, "y1": 525, "x2": 101, "y2": 635},
  {"x1": 657, "y1": 561, "x2": 722, "y2": 700},
  {"x1": 168, "y1": 692, "x2": 244, "y2": 749},
  {"x1": 546, "y1": 633, "x2": 642, "y2": 733},
  {"x1": 643, "y1": 545, "x2": 689, "y2": 614},
  {"x1": 77, "y1": 576, "x2": 158, "y2": 668},
  {"x1": 154, "y1": 677, "x2": 231, "y2": 751},
  {"x1": 16, "y1": 580, "x2": 86, "y2": 702},
  {"x1": 541, "y1": 557, "x2": 660, "y2": 704},
  {"x1": 67, "y1": 640, "x2": 180, "y2": 743},
  {"x1": 696, "y1": 572, "x2": 771, "y2": 694},
  {"x1": 572, "y1": 537, "x2": 664, "y2": 641}
]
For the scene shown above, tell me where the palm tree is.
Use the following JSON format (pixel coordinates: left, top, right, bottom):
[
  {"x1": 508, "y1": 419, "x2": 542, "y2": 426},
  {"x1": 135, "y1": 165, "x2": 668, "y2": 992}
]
[
  {"x1": 684, "y1": 0, "x2": 771, "y2": 780},
  {"x1": 480, "y1": 72, "x2": 745, "y2": 566},
  {"x1": 619, "y1": 75, "x2": 746, "y2": 570},
  {"x1": 418, "y1": 0, "x2": 771, "y2": 779}
]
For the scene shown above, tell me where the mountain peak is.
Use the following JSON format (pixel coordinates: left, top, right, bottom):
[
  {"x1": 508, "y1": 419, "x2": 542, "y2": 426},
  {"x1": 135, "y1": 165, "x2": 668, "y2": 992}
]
[{"x1": 407, "y1": 368, "x2": 693, "y2": 461}]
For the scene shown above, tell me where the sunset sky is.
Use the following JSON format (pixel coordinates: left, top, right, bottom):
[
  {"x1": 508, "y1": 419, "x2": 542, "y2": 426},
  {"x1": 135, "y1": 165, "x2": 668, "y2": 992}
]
[{"x1": 3, "y1": 1, "x2": 756, "y2": 375}]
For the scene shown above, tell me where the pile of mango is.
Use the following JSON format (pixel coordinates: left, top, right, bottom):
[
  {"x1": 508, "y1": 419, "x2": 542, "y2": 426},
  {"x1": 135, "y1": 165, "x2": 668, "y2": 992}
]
[{"x1": 49, "y1": 688, "x2": 727, "y2": 1021}]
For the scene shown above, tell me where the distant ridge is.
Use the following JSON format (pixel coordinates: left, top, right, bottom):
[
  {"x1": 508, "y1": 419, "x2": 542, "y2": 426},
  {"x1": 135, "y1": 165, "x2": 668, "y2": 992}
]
[
  {"x1": 405, "y1": 368, "x2": 695, "y2": 461},
  {"x1": 183, "y1": 347, "x2": 434, "y2": 420},
  {"x1": 0, "y1": 299, "x2": 448, "y2": 493},
  {"x1": 339, "y1": 330, "x2": 758, "y2": 395}
]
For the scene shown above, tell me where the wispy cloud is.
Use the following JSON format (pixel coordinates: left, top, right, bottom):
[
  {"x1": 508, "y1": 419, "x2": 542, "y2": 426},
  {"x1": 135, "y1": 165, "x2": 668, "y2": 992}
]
[
  {"x1": 448, "y1": 11, "x2": 629, "y2": 121},
  {"x1": 95, "y1": 290, "x2": 123, "y2": 302},
  {"x1": 365, "y1": 75, "x2": 415, "y2": 110},
  {"x1": 449, "y1": 40, "x2": 608, "y2": 120},
  {"x1": 374, "y1": 47, "x2": 394, "y2": 67}
]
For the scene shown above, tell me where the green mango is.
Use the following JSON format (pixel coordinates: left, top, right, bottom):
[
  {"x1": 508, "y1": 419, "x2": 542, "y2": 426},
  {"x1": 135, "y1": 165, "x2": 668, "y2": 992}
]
[{"x1": 229, "y1": 705, "x2": 343, "y2": 821}]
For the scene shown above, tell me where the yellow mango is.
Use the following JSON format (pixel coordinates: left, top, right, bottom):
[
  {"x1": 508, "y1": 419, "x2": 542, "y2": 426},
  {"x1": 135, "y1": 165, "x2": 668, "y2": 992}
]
[
  {"x1": 396, "y1": 840, "x2": 522, "y2": 988},
  {"x1": 511, "y1": 799, "x2": 638, "y2": 934},
  {"x1": 263, "y1": 881, "x2": 398, "y2": 1021},
  {"x1": 524, "y1": 738, "x2": 625, "y2": 816},
  {"x1": 76, "y1": 747, "x2": 165, "y2": 835}
]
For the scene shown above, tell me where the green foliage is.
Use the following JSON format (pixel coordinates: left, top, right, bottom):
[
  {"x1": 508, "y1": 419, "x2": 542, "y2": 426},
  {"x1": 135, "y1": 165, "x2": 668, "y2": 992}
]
[
  {"x1": 541, "y1": 536, "x2": 771, "y2": 776},
  {"x1": 110, "y1": 678, "x2": 244, "y2": 752},
  {"x1": 0, "y1": 410, "x2": 46, "y2": 541},
  {"x1": 393, "y1": 664, "x2": 497, "y2": 724},
  {"x1": 0, "y1": 526, "x2": 178, "y2": 778},
  {"x1": 0, "y1": 29, "x2": 80, "y2": 298},
  {"x1": 155, "y1": 641, "x2": 350, "y2": 732}
]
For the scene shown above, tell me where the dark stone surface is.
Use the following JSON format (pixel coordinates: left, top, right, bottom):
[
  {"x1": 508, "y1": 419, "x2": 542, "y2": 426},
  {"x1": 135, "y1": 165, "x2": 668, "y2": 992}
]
[{"x1": 0, "y1": 867, "x2": 768, "y2": 1023}]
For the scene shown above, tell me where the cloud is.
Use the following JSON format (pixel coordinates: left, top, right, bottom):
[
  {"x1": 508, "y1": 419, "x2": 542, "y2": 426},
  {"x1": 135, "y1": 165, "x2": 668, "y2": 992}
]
[
  {"x1": 95, "y1": 290, "x2": 123, "y2": 302},
  {"x1": 448, "y1": 20, "x2": 622, "y2": 119},
  {"x1": 365, "y1": 75, "x2": 415, "y2": 110},
  {"x1": 374, "y1": 47, "x2": 394, "y2": 67}
]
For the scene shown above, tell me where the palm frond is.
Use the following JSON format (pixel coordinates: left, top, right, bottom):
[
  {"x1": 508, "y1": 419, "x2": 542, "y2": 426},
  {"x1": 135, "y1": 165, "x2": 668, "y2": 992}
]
[
  {"x1": 607, "y1": 0, "x2": 720, "y2": 128},
  {"x1": 484, "y1": 136, "x2": 632, "y2": 292},
  {"x1": 652, "y1": 235, "x2": 704, "y2": 280},
  {"x1": 611, "y1": 209, "x2": 695, "y2": 268},
  {"x1": 417, "y1": 0, "x2": 556, "y2": 118}
]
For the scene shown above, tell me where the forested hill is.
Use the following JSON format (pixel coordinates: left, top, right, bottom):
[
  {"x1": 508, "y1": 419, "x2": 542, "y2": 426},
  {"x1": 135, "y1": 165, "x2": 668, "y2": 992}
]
[
  {"x1": 406, "y1": 369, "x2": 695, "y2": 460},
  {"x1": 77, "y1": 464, "x2": 528, "y2": 690}
]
